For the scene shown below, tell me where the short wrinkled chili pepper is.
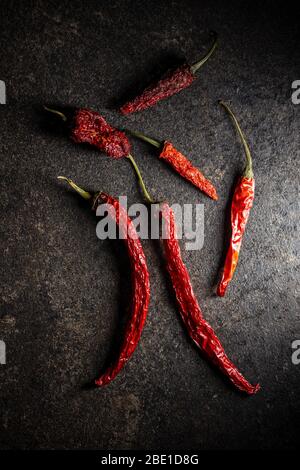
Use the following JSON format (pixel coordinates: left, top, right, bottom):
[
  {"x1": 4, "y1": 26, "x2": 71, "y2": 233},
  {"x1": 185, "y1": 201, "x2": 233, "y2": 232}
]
[
  {"x1": 160, "y1": 202, "x2": 259, "y2": 394},
  {"x1": 44, "y1": 106, "x2": 155, "y2": 204},
  {"x1": 217, "y1": 101, "x2": 255, "y2": 297},
  {"x1": 127, "y1": 129, "x2": 218, "y2": 200},
  {"x1": 71, "y1": 108, "x2": 131, "y2": 158},
  {"x1": 58, "y1": 176, "x2": 150, "y2": 387},
  {"x1": 120, "y1": 32, "x2": 218, "y2": 114}
]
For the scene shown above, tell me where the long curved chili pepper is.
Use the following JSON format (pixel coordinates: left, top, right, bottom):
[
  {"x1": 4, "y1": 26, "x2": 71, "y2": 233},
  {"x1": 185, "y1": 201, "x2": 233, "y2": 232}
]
[
  {"x1": 160, "y1": 202, "x2": 259, "y2": 394},
  {"x1": 120, "y1": 32, "x2": 218, "y2": 114},
  {"x1": 44, "y1": 106, "x2": 155, "y2": 204},
  {"x1": 217, "y1": 101, "x2": 255, "y2": 297},
  {"x1": 58, "y1": 176, "x2": 150, "y2": 387},
  {"x1": 127, "y1": 129, "x2": 218, "y2": 200}
]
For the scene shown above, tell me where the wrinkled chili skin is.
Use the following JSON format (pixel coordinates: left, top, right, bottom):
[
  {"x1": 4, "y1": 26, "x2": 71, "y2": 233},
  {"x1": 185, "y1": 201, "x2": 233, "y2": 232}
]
[
  {"x1": 120, "y1": 64, "x2": 195, "y2": 115},
  {"x1": 217, "y1": 177, "x2": 255, "y2": 297},
  {"x1": 160, "y1": 141, "x2": 218, "y2": 200},
  {"x1": 161, "y1": 202, "x2": 259, "y2": 395},
  {"x1": 71, "y1": 109, "x2": 131, "y2": 159},
  {"x1": 93, "y1": 192, "x2": 150, "y2": 386}
]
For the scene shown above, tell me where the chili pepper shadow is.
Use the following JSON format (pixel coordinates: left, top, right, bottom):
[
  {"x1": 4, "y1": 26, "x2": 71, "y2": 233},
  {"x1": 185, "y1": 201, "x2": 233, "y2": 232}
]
[
  {"x1": 109, "y1": 52, "x2": 186, "y2": 110},
  {"x1": 37, "y1": 104, "x2": 122, "y2": 158},
  {"x1": 83, "y1": 239, "x2": 133, "y2": 390},
  {"x1": 35, "y1": 104, "x2": 75, "y2": 138},
  {"x1": 211, "y1": 173, "x2": 240, "y2": 292},
  {"x1": 37, "y1": 103, "x2": 115, "y2": 154},
  {"x1": 55, "y1": 180, "x2": 133, "y2": 390}
]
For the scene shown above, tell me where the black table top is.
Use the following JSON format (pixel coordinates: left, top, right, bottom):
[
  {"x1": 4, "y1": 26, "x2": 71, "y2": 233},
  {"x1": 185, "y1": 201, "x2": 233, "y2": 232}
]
[{"x1": 0, "y1": 0, "x2": 299, "y2": 450}]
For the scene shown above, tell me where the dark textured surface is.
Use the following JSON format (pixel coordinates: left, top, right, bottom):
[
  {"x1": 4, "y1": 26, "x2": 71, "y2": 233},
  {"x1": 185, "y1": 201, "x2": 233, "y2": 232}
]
[{"x1": 0, "y1": 0, "x2": 299, "y2": 450}]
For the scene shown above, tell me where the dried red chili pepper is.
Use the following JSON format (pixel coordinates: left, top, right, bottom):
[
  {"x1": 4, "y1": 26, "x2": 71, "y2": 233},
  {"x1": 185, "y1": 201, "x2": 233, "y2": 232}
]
[
  {"x1": 71, "y1": 108, "x2": 130, "y2": 159},
  {"x1": 120, "y1": 32, "x2": 217, "y2": 114},
  {"x1": 58, "y1": 176, "x2": 150, "y2": 386},
  {"x1": 160, "y1": 202, "x2": 259, "y2": 394},
  {"x1": 44, "y1": 106, "x2": 155, "y2": 203},
  {"x1": 217, "y1": 101, "x2": 255, "y2": 297},
  {"x1": 127, "y1": 129, "x2": 218, "y2": 200}
]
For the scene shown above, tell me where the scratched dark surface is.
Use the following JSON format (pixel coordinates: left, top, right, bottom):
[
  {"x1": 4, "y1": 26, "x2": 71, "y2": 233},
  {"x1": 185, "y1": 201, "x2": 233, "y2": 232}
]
[{"x1": 0, "y1": 0, "x2": 299, "y2": 450}]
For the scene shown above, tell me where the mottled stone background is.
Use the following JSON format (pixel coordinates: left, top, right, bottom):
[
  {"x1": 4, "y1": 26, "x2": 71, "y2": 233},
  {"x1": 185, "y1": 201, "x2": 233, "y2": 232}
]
[{"x1": 0, "y1": 0, "x2": 299, "y2": 450}]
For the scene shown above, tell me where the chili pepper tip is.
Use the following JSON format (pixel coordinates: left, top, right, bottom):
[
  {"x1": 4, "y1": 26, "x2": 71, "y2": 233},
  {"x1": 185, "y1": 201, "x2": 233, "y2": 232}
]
[
  {"x1": 218, "y1": 100, "x2": 253, "y2": 179},
  {"x1": 44, "y1": 106, "x2": 67, "y2": 122},
  {"x1": 125, "y1": 129, "x2": 161, "y2": 148},
  {"x1": 126, "y1": 154, "x2": 157, "y2": 204},
  {"x1": 57, "y1": 176, "x2": 92, "y2": 201},
  {"x1": 190, "y1": 32, "x2": 218, "y2": 74}
]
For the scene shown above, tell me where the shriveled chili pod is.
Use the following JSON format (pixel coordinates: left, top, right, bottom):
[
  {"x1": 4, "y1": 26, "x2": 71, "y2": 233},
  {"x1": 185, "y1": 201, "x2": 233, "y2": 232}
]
[
  {"x1": 58, "y1": 177, "x2": 150, "y2": 386},
  {"x1": 120, "y1": 32, "x2": 217, "y2": 114},
  {"x1": 44, "y1": 107, "x2": 155, "y2": 204},
  {"x1": 160, "y1": 202, "x2": 259, "y2": 394},
  {"x1": 127, "y1": 129, "x2": 217, "y2": 200},
  {"x1": 217, "y1": 101, "x2": 255, "y2": 297}
]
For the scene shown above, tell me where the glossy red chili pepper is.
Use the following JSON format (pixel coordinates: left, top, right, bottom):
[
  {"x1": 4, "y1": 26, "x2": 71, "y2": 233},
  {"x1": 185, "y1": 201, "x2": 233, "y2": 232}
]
[
  {"x1": 120, "y1": 33, "x2": 217, "y2": 114},
  {"x1": 44, "y1": 106, "x2": 155, "y2": 204},
  {"x1": 160, "y1": 202, "x2": 259, "y2": 394},
  {"x1": 58, "y1": 177, "x2": 150, "y2": 387},
  {"x1": 127, "y1": 129, "x2": 218, "y2": 200},
  {"x1": 217, "y1": 101, "x2": 255, "y2": 297}
]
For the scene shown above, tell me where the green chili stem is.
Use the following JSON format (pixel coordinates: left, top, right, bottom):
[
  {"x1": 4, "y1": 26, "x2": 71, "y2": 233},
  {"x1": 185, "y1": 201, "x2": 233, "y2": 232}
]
[
  {"x1": 126, "y1": 154, "x2": 155, "y2": 204},
  {"x1": 44, "y1": 106, "x2": 68, "y2": 122},
  {"x1": 190, "y1": 32, "x2": 218, "y2": 74},
  {"x1": 57, "y1": 176, "x2": 92, "y2": 200},
  {"x1": 219, "y1": 101, "x2": 253, "y2": 179},
  {"x1": 125, "y1": 129, "x2": 161, "y2": 149}
]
